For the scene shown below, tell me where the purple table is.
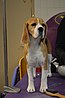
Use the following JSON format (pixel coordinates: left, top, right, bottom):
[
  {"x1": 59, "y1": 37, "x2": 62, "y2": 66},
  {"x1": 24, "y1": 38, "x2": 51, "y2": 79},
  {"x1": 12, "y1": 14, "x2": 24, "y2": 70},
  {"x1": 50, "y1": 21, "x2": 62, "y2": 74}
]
[{"x1": 4, "y1": 73, "x2": 65, "y2": 98}]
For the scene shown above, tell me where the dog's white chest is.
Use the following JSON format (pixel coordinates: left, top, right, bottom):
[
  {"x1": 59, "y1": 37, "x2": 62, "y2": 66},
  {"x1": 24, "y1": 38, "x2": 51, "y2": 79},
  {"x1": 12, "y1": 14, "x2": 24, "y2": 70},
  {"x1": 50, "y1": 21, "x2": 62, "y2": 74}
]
[{"x1": 26, "y1": 47, "x2": 45, "y2": 67}]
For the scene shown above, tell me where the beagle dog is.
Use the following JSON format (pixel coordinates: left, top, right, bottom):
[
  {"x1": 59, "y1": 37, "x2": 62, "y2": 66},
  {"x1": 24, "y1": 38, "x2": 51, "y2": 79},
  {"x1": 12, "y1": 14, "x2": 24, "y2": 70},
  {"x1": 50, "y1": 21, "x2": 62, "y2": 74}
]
[{"x1": 21, "y1": 17, "x2": 52, "y2": 93}]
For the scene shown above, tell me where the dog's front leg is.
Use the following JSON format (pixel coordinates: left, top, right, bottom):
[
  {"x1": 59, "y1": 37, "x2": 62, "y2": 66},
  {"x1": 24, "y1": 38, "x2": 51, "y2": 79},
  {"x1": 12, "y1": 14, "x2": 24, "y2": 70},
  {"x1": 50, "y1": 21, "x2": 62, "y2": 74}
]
[
  {"x1": 33, "y1": 67, "x2": 36, "y2": 78},
  {"x1": 40, "y1": 66, "x2": 48, "y2": 92},
  {"x1": 47, "y1": 54, "x2": 52, "y2": 77},
  {"x1": 27, "y1": 66, "x2": 35, "y2": 92}
]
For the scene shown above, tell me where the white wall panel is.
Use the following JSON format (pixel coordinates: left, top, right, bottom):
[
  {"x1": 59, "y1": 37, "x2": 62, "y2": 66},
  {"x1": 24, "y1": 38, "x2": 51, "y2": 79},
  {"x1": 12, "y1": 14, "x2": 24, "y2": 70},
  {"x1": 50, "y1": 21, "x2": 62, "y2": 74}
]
[{"x1": 34, "y1": 0, "x2": 65, "y2": 21}]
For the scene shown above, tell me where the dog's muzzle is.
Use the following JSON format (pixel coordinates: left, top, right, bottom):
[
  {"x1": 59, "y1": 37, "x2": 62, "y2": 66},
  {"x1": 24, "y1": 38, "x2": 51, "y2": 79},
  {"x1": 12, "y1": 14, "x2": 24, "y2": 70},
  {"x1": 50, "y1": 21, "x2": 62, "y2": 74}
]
[{"x1": 38, "y1": 27, "x2": 43, "y2": 38}]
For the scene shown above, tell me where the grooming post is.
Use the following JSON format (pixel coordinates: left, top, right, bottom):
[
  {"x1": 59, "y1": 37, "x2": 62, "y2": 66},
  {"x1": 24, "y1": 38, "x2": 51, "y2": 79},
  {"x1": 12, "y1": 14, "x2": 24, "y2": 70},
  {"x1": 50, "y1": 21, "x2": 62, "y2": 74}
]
[{"x1": 3, "y1": 0, "x2": 8, "y2": 86}]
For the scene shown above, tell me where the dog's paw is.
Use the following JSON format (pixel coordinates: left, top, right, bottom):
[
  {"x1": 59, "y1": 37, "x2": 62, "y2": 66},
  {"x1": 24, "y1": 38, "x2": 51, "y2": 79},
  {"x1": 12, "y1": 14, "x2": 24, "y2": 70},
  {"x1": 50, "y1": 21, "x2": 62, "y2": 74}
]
[
  {"x1": 27, "y1": 85, "x2": 35, "y2": 92},
  {"x1": 47, "y1": 72, "x2": 52, "y2": 77},
  {"x1": 39, "y1": 86, "x2": 47, "y2": 93}
]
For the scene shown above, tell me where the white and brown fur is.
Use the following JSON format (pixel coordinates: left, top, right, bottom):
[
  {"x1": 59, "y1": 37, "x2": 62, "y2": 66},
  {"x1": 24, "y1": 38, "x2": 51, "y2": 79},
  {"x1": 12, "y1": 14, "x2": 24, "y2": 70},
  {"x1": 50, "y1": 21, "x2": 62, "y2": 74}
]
[{"x1": 21, "y1": 17, "x2": 52, "y2": 93}]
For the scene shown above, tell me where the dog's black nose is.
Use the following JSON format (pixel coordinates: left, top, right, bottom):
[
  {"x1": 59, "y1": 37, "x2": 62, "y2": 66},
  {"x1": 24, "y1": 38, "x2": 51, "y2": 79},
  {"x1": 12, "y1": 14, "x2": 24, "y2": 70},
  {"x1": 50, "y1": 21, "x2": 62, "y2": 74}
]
[
  {"x1": 38, "y1": 27, "x2": 43, "y2": 32},
  {"x1": 38, "y1": 27, "x2": 43, "y2": 36}
]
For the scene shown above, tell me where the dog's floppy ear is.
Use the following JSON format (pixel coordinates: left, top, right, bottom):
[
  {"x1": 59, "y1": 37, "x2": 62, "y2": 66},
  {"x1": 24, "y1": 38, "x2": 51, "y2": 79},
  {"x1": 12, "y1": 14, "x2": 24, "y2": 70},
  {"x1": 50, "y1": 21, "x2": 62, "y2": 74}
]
[
  {"x1": 44, "y1": 23, "x2": 48, "y2": 40},
  {"x1": 21, "y1": 22, "x2": 29, "y2": 45},
  {"x1": 42, "y1": 23, "x2": 48, "y2": 43}
]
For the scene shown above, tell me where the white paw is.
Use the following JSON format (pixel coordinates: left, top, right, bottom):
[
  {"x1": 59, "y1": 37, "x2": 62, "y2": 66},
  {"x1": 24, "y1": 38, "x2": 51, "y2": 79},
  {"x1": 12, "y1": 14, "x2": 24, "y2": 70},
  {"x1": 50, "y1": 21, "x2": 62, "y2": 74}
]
[
  {"x1": 47, "y1": 72, "x2": 52, "y2": 77},
  {"x1": 39, "y1": 86, "x2": 47, "y2": 93},
  {"x1": 27, "y1": 85, "x2": 35, "y2": 92}
]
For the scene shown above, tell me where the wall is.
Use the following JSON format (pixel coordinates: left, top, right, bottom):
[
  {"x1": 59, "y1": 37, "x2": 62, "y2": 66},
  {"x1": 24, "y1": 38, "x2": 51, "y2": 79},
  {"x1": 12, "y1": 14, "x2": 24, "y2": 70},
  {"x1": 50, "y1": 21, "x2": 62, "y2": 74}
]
[
  {"x1": 0, "y1": 0, "x2": 32, "y2": 91},
  {"x1": 34, "y1": 0, "x2": 65, "y2": 21},
  {"x1": 0, "y1": 0, "x2": 5, "y2": 91}
]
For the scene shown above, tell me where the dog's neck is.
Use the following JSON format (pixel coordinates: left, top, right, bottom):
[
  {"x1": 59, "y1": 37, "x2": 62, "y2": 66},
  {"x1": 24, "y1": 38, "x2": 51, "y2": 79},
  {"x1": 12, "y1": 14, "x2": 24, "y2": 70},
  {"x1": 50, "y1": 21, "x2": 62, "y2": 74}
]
[{"x1": 29, "y1": 35, "x2": 41, "y2": 50}]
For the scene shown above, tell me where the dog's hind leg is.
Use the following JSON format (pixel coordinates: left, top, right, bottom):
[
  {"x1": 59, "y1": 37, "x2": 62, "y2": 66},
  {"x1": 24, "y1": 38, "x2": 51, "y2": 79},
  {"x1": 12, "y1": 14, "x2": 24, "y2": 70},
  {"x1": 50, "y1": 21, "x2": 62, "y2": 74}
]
[
  {"x1": 27, "y1": 66, "x2": 35, "y2": 92},
  {"x1": 46, "y1": 39, "x2": 52, "y2": 77}
]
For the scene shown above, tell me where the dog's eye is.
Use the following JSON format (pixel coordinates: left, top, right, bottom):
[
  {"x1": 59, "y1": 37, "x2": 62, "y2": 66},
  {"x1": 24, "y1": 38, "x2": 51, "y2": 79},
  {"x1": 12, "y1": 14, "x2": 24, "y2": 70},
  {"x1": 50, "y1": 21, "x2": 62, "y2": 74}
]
[
  {"x1": 41, "y1": 23, "x2": 45, "y2": 27},
  {"x1": 31, "y1": 23, "x2": 36, "y2": 26}
]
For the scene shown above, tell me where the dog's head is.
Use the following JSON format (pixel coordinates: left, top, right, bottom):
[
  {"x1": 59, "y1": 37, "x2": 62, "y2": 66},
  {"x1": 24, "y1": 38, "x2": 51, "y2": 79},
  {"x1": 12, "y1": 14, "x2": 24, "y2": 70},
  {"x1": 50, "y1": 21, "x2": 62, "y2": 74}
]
[{"x1": 21, "y1": 18, "x2": 48, "y2": 45}]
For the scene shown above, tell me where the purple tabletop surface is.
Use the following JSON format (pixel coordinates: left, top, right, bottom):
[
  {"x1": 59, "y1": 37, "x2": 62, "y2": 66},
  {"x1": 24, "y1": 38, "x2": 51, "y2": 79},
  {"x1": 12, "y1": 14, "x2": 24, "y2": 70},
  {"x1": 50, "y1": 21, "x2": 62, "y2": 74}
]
[{"x1": 4, "y1": 73, "x2": 65, "y2": 98}]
